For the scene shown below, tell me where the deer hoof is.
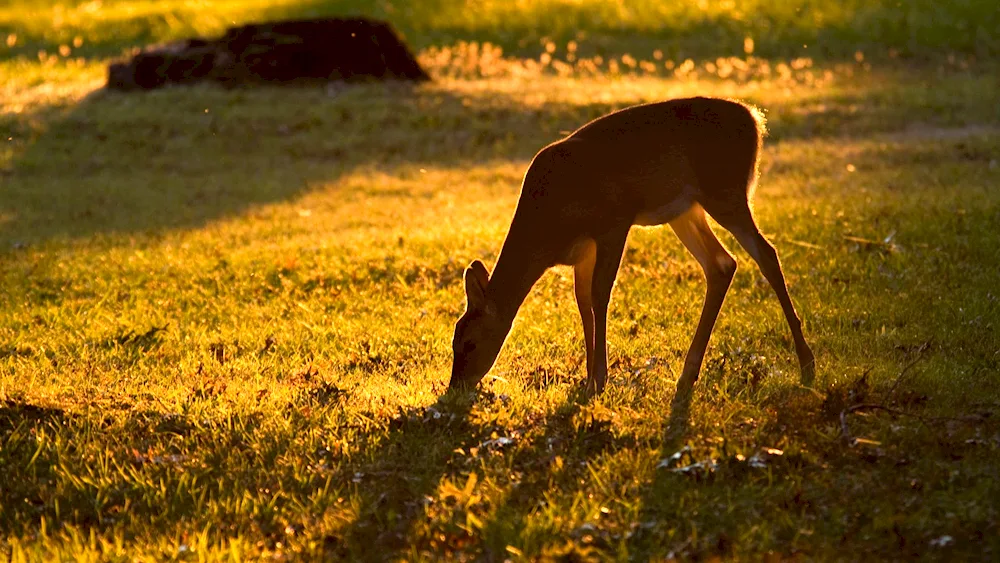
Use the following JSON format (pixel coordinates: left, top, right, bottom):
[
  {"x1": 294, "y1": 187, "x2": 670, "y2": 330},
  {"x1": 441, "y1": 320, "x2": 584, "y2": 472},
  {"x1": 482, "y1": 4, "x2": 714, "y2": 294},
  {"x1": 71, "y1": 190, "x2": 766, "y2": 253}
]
[
  {"x1": 584, "y1": 377, "x2": 606, "y2": 397},
  {"x1": 798, "y1": 347, "x2": 816, "y2": 386}
]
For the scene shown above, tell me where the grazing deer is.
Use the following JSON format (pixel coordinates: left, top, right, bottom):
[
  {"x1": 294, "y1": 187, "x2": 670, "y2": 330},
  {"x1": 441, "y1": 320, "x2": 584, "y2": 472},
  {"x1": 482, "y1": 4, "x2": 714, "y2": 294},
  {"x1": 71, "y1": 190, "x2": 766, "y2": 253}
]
[{"x1": 450, "y1": 97, "x2": 815, "y2": 402}]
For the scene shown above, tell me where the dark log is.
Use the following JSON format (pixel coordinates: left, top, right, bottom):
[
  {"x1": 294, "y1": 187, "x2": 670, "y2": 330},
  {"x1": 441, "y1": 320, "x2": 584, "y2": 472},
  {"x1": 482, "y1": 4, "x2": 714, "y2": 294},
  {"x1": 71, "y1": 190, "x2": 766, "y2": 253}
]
[{"x1": 107, "y1": 17, "x2": 429, "y2": 91}]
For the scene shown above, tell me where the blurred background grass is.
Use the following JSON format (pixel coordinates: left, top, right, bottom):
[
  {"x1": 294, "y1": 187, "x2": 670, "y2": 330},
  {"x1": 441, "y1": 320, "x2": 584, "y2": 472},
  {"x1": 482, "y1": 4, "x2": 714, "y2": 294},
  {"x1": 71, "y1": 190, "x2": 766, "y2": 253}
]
[
  {"x1": 2, "y1": 1, "x2": 1000, "y2": 560},
  {"x1": 2, "y1": 0, "x2": 998, "y2": 63}
]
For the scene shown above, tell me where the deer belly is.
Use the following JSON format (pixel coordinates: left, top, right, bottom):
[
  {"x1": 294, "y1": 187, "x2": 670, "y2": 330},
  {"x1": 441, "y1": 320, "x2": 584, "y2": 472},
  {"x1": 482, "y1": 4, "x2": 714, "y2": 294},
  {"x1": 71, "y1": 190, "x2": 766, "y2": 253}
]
[
  {"x1": 634, "y1": 193, "x2": 696, "y2": 226},
  {"x1": 558, "y1": 237, "x2": 596, "y2": 266}
]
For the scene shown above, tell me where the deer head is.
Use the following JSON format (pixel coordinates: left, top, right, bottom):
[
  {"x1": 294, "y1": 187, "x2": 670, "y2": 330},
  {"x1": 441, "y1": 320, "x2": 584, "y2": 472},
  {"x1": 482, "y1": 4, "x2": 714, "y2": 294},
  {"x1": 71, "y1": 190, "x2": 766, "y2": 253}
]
[{"x1": 449, "y1": 260, "x2": 509, "y2": 390}]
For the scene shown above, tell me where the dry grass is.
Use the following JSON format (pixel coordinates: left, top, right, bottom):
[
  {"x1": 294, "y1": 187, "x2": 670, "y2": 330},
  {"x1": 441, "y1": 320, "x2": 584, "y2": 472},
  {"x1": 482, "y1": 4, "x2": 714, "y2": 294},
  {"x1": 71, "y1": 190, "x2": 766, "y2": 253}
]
[{"x1": 2, "y1": 1, "x2": 1000, "y2": 560}]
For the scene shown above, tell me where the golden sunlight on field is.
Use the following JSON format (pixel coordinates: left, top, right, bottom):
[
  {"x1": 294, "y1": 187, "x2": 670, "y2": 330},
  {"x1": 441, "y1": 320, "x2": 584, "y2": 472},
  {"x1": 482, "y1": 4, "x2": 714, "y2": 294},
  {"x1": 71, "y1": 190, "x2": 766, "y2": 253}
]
[
  {"x1": 418, "y1": 40, "x2": 843, "y2": 87},
  {"x1": 2, "y1": 0, "x2": 999, "y2": 560}
]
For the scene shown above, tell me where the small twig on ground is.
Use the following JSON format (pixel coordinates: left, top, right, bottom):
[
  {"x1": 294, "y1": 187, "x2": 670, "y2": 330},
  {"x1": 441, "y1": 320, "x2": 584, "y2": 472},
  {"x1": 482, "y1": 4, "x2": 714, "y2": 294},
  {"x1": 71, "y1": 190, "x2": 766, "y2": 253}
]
[
  {"x1": 839, "y1": 409, "x2": 854, "y2": 444},
  {"x1": 840, "y1": 403, "x2": 929, "y2": 445},
  {"x1": 779, "y1": 238, "x2": 824, "y2": 250},
  {"x1": 839, "y1": 343, "x2": 943, "y2": 445},
  {"x1": 884, "y1": 341, "x2": 931, "y2": 400},
  {"x1": 847, "y1": 403, "x2": 985, "y2": 423},
  {"x1": 969, "y1": 401, "x2": 1000, "y2": 410},
  {"x1": 840, "y1": 402, "x2": 986, "y2": 445},
  {"x1": 843, "y1": 235, "x2": 896, "y2": 249}
]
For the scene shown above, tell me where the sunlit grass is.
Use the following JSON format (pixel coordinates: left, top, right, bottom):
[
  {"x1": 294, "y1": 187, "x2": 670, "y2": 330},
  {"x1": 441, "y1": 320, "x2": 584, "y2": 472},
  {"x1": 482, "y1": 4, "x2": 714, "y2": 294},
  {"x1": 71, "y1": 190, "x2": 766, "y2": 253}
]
[{"x1": 2, "y1": 0, "x2": 1000, "y2": 560}]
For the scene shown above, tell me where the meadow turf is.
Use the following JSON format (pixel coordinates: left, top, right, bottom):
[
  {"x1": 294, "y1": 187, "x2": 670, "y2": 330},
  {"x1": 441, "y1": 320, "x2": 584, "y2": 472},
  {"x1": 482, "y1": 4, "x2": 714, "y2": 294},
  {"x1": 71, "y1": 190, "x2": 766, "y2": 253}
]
[{"x1": 2, "y1": 1, "x2": 1000, "y2": 560}]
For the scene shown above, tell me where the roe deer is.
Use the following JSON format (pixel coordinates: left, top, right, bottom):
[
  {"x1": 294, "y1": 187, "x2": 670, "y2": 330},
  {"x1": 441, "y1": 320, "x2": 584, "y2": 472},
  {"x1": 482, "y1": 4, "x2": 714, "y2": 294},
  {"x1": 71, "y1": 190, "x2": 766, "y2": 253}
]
[{"x1": 450, "y1": 97, "x2": 815, "y2": 402}]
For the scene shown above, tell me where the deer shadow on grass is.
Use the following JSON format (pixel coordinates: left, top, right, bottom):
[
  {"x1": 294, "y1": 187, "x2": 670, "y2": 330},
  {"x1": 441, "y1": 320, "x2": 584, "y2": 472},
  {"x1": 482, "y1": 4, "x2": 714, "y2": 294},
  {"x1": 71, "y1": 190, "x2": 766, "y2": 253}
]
[
  {"x1": 0, "y1": 399, "x2": 79, "y2": 532},
  {"x1": 623, "y1": 375, "x2": 831, "y2": 560},
  {"x1": 326, "y1": 385, "x2": 641, "y2": 560},
  {"x1": 325, "y1": 390, "x2": 485, "y2": 560},
  {"x1": 0, "y1": 398, "x2": 76, "y2": 433},
  {"x1": 477, "y1": 392, "x2": 652, "y2": 557}
]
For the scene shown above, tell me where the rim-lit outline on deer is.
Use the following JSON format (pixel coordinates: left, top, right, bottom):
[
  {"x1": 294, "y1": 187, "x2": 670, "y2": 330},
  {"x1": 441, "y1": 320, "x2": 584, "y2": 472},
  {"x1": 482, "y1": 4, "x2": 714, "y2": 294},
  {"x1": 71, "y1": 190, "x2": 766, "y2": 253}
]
[{"x1": 450, "y1": 97, "x2": 815, "y2": 403}]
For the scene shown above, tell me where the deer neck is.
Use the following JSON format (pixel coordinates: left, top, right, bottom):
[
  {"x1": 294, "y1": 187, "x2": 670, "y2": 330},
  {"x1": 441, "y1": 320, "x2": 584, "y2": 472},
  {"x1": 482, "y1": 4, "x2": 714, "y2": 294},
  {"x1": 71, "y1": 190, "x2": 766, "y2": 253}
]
[{"x1": 486, "y1": 226, "x2": 551, "y2": 326}]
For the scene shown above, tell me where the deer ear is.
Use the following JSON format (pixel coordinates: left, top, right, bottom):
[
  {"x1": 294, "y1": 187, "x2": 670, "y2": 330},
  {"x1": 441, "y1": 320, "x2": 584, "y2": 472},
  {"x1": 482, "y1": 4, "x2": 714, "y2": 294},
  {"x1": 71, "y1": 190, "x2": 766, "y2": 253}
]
[{"x1": 464, "y1": 260, "x2": 490, "y2": 310}]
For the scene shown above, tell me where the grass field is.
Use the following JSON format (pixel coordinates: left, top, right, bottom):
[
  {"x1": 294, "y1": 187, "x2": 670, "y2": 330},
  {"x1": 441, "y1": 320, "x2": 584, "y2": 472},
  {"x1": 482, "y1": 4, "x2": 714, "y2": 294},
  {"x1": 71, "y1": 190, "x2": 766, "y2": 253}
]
[{"x1": 2, "y1": 0, "x2": 1000, "y2": 560}]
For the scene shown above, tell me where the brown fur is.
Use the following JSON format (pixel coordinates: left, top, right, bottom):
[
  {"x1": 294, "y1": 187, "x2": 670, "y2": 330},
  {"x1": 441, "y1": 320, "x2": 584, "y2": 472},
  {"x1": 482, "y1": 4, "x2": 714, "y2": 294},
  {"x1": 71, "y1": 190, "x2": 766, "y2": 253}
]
[{"x1": 450, "y1": 97, "x2": 814, "y2": 402}]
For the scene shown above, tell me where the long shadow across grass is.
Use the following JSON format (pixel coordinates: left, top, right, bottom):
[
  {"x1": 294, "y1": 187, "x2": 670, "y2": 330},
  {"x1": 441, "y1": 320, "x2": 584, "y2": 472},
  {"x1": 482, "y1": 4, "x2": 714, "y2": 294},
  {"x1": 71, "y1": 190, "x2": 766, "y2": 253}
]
[
  {"x1": 0, "y1": 385, "x2": 660, "y2": 558},
  {"x1": 5, "y1": 68, "x2": 999, "y2": 249},
  {"x1": 1, "y1": 82, "x2": 581, "y2": 247}
]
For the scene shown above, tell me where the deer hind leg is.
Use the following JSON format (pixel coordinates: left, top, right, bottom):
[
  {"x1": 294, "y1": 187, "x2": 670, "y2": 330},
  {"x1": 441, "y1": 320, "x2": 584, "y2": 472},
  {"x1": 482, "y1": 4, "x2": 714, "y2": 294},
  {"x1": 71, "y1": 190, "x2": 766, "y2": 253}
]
[
  {"x1": 586, "y1": 225, "x2": 631, "y2": 396},
  {"x1": 708, "y1": 206, "x2": 816, "y2": 386},
  {"x1": 669, "y1": 204, "x2": 738, "y2": 404}
]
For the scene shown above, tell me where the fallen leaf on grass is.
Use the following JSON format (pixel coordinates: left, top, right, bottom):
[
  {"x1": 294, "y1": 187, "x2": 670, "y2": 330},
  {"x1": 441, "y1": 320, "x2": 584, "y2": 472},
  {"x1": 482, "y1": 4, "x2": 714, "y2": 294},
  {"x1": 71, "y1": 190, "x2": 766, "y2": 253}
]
[
  {"x1": 479, "y1": 436, "x2": 514, "y2": 450},
  {"x1": 669, "y1": 459, "x2": 718, "y2": 475},
  {"x1": 656, "y1": 445, "x2": 692, "y2": 469},
  {"x1": 658, "y1": 446, "x2": 786, "y2": 476},
  {"x1": 132, "y1": 449, "x2": 187, "y2": 466},
  {"x1": 929, "y1": 535, "x2": 953, "y2": 547},
  {"x1": 747, "y1": 447, "x2": 784, "y2": 468},
  {"x1": 852, "y1": 438, "x2": 882, "y2": 447}
]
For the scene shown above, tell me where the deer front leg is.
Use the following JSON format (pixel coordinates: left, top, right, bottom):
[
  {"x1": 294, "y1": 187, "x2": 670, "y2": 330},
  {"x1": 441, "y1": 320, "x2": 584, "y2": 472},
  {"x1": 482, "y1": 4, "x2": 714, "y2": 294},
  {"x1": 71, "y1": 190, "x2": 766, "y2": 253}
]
[
  {"x1": 587, "y1": 225, "x2": 631, "y2": 396},
  {"x1": 573, "y1": 241, "x2": 597, "y2": 380}
]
